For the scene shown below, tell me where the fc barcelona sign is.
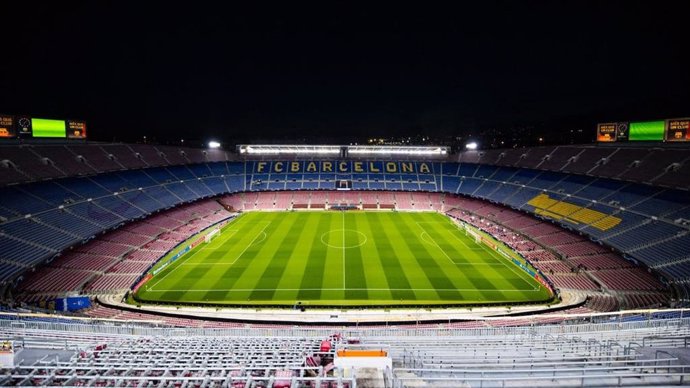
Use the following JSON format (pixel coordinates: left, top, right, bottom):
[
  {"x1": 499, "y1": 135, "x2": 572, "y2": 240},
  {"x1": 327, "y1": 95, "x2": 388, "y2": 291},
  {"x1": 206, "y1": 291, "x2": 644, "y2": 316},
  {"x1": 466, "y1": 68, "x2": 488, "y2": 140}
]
[{"x1": 252, "y1": 161, "x2": 434, "y2": 174}]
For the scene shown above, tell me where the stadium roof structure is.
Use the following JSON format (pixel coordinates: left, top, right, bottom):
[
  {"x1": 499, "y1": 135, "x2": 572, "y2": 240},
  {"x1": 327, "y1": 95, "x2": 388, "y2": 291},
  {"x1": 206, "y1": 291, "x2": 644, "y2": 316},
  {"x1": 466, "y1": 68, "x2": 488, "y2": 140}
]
[
  {"x1": 237, "y1": 144, "x2": 449, "y2": 156},
  {"x1": 348, "y1": 145, "x2": 448, "y2": 155},
  {"x1": 238, "y1": 144, "x2": 341, "y2": 155}
]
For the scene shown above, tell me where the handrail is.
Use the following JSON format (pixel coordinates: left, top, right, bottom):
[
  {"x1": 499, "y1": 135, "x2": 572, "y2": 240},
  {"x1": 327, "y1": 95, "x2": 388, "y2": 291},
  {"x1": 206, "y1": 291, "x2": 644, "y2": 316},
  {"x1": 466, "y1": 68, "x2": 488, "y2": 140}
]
[
  {"x1": 413, "y1": 357, "x2": 676, "y2": 369},
  {"x1": 395, "y1": 363, "x2": 689, "y2": 375},
  {"x1": 2, "y1": 315, "x2": 690, "y2": 339},
  {"x1": 392, "y1": 371, "x2": 689, "y2": 387},
  {"x1": 4, "y1": 374, "x2": 357, "y2": 387},
  {"x1": 643, "y1": 335, "x2": 690, "y2": 347}
]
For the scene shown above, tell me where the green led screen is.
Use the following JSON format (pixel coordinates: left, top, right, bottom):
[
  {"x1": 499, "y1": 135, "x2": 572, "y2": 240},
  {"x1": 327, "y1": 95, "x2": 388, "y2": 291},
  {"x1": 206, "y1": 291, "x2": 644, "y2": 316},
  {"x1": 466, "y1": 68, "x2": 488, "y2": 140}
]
[
  {"x1": 31, "y1": 118, "x2": 66, "y2": 138},
  {"x1": 629, "y1": 120, "x2": 665, "y2": 141}
]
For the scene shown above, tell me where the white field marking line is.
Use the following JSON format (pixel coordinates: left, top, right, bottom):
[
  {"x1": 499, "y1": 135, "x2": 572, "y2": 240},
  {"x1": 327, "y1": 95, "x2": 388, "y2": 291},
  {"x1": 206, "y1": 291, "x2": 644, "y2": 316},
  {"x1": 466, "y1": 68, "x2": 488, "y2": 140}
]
[
  {"x1": 320, "y1": 230, "x2": 368, "y2": 249},
  {"x1": 146, "y1": 222, "x2": 249, "y2": 289},
  {"x1": 419, "y1": 230, "x2": 503, "y2": 267},
  {"x1": 183, "y1": 232, "x2": 268, "y2": 263},
  {"x1": 148, "y1": 227, "x2": 240, "y2": 289},
  {"x1": 417, "y1": 221, "x2": 483, "y2": 251},
  {"x1": 450, "y1": 213, "x2": 542, "y2": 291},
  {"x1": 342, "y1": 211, "x2": 346, "y2": 289},
  {"x1": 442, "y1": 218, "x2": 513, "y2": 261},
  {"x1": 414, "y1": 223, "x2": 457, "y2": 266},
  {"x1": 224, "y1": 221, "x2": 272, "y2": 266},
  {"x1": 419, "y1": 231, "x2": 486, "y2": 259},
  {"x1": 199, "y1": 229, "x2": 239, "y2": 250},
  {"x1": 449, "y1": 229, "x2": 485, "y2": 251},
  {"x1": 476, "y1": 237, "x2": 539, "y2": 291},
  {"x1": 145, "y1": 287, "x2": 541, "y2": 293},
  {"x1": 419, "y1": 221, "x2": 539, "y2": 291},
  {"x1": 439, "y1": 217, "x2": 537, "y2": 289},
  {"x1": 148, "y1": 243, "x2": 208, "y2": 290},
  {"x1": 248, "y1": 231, "x2": 268, "y2": 246},
  {"x1": 177, "y1": 221, "x2": 273, "y2": 270}
]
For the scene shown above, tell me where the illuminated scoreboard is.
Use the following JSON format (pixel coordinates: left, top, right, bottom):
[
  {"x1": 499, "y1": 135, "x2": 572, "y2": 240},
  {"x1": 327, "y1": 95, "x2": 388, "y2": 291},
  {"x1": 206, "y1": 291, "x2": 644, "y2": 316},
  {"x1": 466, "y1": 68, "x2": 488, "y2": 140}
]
[
  {"x1": 31, "y1": 118, "x2": 66, "y2": 138},
  {"x1": 0, "y1": 115, "x2": 86, "y2": 139},
  {"x1": 629, "y1": 120, "x2": 665, "y2": 141},
  {"x1": 598, "y1": 117, "x2": 690, "y2": 143}
]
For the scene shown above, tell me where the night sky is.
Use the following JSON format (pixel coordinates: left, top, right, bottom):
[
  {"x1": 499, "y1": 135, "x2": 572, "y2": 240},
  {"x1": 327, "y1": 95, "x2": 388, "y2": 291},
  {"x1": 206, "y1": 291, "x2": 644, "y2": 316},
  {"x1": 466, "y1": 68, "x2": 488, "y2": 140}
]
[{"x1": 1, "y1": 1, "x2": 689, "y2": 147}]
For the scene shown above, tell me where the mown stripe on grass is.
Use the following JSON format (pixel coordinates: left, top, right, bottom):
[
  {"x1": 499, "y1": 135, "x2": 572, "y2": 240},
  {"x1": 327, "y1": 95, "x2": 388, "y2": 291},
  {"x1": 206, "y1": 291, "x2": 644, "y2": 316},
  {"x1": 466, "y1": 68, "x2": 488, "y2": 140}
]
[
  {"x1": 296, "y1": 213, "x2": 332, "y2": 301},
  {"x1": 442, "y1": 214, "x2": 548, "y2": 302},
  {"x1": 422, "y1": 219, "x2": 505, "y2": 296},
  {"x1": 138, "y1": 211, "x2": 551, "y2": 306},
  {"x1": 321, "y1": 212, "x2": 346, "y2": 300},
  {"x1": 477, "y1": 244, "x2": 545, "y2": 301},
  {"x1": 153, "y1": 213, "x2": 268, "y2": 302},
  {"x1": 414, "y1": 214, "x2": 512, "y2": 302},
  {"x1": 395, "y1": 213, "x2": 461, "y2": 302},
  {"x1": 353, "y1": 211, "x2": 392, "y2": 301},
  {"x1": 344, "y1": 212, "x2": 368, "y2": 300},
  {"x1": 196, "y1": 213, "x2": 278, "y2": 302},
  {"x1": 450, "y1": 217, "x2": 543, "y2": 302},
  {"x1": 275, "y1": 212, "x2": 321, "y2": 300},
  {"x1": 247, "y1": 213, "x2": 309, "y2": 301},
  {"x1": 368, "y1": 213, "x2": 416, "y2": 301}
]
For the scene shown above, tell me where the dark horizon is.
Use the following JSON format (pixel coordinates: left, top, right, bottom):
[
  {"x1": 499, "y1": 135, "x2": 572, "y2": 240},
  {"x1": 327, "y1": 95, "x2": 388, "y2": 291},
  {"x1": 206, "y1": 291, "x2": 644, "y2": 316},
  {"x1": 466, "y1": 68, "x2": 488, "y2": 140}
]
[{"x1": 1, "y1": 1, "x2": 689, "y2": 148}]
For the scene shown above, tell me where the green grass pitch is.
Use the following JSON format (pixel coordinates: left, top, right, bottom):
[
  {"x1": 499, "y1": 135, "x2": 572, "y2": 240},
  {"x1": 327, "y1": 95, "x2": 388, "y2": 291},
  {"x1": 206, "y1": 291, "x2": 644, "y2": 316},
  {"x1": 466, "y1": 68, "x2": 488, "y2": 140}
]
[{"x1": 134, "y1": 211, "x2": 553, "y2": 307}]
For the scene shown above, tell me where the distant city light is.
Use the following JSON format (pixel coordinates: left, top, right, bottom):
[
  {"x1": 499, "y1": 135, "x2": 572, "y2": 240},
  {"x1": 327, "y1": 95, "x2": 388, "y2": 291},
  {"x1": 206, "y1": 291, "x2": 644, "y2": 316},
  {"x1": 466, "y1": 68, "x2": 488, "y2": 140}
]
[
  {"x1": 208, "y1": 141, "x2": 221, "y2": 149},
  {"x1": 465, "y1": 142, "x2": 478, "y2": 150}
]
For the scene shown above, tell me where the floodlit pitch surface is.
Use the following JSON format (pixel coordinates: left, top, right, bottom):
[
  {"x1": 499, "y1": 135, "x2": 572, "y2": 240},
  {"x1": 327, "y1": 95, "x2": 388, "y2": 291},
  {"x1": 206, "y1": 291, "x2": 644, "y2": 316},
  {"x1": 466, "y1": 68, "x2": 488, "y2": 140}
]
[{"x1": 135, "y1": 212, "x2": 552, "y2": 307}]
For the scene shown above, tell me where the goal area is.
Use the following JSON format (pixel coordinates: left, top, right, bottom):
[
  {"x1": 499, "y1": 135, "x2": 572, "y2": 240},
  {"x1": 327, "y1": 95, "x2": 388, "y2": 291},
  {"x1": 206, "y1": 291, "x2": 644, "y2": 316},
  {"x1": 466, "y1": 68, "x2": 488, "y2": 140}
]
[{"x1": 205, "y1": 227, "x2": 221, "y2": 243}]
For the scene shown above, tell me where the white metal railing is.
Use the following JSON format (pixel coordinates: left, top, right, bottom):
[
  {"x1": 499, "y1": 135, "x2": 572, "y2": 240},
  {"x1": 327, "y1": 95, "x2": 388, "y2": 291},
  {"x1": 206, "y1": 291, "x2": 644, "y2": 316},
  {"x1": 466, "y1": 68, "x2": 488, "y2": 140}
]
[
  {"x1": 3, "y1": 307, "x2": 690, "y2": 327},
  {"x1": 3, "y1": 374, "x2": 357, "y2": 388},
  {"x1": 1, "y1": 315, "x2": 689, "y2": 340},
  {"x1": 396, "y1": 363, "x2": 689, "y2": 378},
  {"x1": 391, "y1": 371, "x2": 688, "y2": 388},
  {"x1": 398, "y1": 358, "x2": 680, "y2": 371}
]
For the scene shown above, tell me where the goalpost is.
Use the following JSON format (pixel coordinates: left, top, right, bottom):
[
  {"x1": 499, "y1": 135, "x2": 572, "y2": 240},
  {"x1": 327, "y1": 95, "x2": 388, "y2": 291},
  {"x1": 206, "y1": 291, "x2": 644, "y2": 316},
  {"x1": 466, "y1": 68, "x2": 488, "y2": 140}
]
[
  {"x1": 205, "y1": 227, "x2": 221, "y2": 243},
  {"x1": 464, "y1": 224, "x2": 482, "y2": 244}
]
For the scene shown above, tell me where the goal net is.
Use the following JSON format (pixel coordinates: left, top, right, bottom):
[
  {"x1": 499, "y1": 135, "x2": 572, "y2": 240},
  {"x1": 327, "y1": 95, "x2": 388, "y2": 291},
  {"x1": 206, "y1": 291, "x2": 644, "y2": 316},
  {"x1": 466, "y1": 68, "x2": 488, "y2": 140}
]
[
  {"x1": 465, "y1": 227, "x2": 482, "y2": 244},
  {"x1": 205, "y1": 227, "x2": 221, "y2": 243}
]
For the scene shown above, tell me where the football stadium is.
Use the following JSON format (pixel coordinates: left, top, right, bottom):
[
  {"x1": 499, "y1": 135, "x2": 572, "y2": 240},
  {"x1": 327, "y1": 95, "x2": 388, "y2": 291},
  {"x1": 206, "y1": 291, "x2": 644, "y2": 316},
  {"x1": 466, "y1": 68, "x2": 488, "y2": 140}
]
[
  {"x1": 1, "y1": 138, "x2": 690, "y2": 386},
  {"x1": 3, "y1": 2, "x2": 690, "y2": 387}
]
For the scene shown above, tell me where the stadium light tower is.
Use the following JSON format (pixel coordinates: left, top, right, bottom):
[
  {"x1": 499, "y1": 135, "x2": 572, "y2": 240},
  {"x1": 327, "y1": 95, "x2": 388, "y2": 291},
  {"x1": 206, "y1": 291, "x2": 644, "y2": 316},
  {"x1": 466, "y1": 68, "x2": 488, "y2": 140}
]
[
  {"x1": 208, "y1": 141, "x2": 221, "y2": 149},
  {"x1": 465, "y1": 141, "x2": 478, "y2": 150}
]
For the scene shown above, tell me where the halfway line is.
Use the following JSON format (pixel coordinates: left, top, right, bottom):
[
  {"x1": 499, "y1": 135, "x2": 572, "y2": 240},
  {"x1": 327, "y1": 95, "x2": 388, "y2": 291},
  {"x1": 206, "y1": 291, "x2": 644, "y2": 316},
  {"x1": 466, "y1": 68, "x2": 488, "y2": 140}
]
[{"x1": 342, "y1": 211, "x2": 346, "y2": 289}]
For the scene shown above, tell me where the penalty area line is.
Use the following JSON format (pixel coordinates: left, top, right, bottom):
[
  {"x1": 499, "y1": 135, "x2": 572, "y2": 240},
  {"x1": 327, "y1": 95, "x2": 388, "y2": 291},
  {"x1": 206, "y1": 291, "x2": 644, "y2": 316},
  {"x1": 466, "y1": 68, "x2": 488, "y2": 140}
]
[
  {"x1": 479, "y1": 241, "x2": 540, "y2": 291},
  {"x1": 199, "y1": 229, "x2": 239, "y2": 250},
  {"x1": 148, "y1": 221, "x2": 271, "y2": 290},
  {"x1": 225, "y1": 221, "x2": 272, "y2": 266},
  {"x1": 147, "y1": 242, "x2": 207, "y2": 291},
  {"x1": 416, "y1": 223, "x2": 460, "y2": 266}
]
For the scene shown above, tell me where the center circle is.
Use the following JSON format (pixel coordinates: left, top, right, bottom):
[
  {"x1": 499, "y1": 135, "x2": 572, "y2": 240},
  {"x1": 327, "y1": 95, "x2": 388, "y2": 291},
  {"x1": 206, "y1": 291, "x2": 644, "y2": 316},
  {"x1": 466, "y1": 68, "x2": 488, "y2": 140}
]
[{"x1": 320, "y1": 229, "x2": 368, "y2": 249}]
